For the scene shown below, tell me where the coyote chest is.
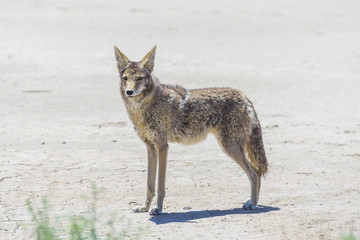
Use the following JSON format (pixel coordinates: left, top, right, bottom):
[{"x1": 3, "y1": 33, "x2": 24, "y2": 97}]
[
  {"x1": 125, "y1": 101, "x2": 191, "y2": 144},
  {"x1": 125, "y1": 101, "x2": 160, "y2": 143}
]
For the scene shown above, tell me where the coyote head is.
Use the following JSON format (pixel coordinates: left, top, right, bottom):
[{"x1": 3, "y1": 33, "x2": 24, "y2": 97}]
[{"x1": 114, "y1": 46, "x2": 156, "y2": 99}]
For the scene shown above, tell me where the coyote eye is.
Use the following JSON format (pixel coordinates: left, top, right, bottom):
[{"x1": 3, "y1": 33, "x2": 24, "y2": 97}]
[
  {"x1": 137, "y1": 77, "x2": 143, "y2": 81},
  {"x1": 123, "y1": 76, "x2": 127, "y2": 81}
]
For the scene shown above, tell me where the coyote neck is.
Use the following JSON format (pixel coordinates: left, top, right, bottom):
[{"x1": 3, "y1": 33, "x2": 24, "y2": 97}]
[{"x1": 122, "y1": 78, "x2": 163, "y2": 143}]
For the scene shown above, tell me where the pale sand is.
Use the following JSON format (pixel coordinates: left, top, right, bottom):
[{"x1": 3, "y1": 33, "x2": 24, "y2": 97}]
[{"x1": 1, "y1": 0, "x2": 360, "y2": 239}]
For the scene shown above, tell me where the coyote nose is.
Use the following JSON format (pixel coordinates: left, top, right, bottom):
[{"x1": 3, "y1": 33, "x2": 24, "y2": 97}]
[{"x1": 126, "y1": 90, "x2": 134, "y2": 96}]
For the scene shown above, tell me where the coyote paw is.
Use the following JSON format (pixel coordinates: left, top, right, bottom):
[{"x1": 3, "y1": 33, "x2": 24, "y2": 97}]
[
  {"x1": 132, "y1": 205, "x2": 149, "y2": 213},
  {"x1": 243, "y1": 200, "x2": 258, "y2": 210},
  {"x1": 149, "y1": 207, "x2": 162, "y2": 215}
]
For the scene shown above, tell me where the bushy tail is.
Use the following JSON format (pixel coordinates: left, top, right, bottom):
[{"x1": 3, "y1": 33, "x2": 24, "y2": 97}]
[{"x1": 246, "y1": 124, "x2": 268, "y2": 176}]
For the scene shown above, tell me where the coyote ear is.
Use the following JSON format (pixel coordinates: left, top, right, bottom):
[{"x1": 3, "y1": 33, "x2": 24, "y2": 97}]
[
  {"x1": 114, "y1": 46, "x2": 130, "y2": 70},
  {"x1": 141, "y1": 45, "x2": 156, "y2": 73}
]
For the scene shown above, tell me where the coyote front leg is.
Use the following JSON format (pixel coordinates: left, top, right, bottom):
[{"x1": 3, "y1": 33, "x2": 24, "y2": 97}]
[
  {"x1": 150, "y1": 142, "x2": 168, "y2": 215},
  {"x1": 133, "y1": 143, "x2": 157, "y2": 213}
]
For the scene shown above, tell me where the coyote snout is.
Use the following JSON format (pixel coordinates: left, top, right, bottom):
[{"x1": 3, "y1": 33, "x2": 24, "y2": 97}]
[
  {"x1": 114, "y1": 45, "x2": 268, "y2": 215},
  {"x1": 125, "y1": 90, "x2": 134, "y2": 97},
  {"x1": 125, "y1": 89, "x2": 141, "y2": 98}
]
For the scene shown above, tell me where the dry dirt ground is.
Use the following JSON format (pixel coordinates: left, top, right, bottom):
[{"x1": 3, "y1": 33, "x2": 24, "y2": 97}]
[{"x1": 1, "y1": 0, "x2": 360, "y2": 239}]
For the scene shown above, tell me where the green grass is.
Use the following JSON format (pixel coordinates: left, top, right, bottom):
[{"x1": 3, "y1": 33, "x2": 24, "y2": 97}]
[
  {"x1": 342, "y1": 234, "x2": 357, "y2": 240},
  {"x1": 26, "y1": 183, "x2": 148, "y2": 240}
]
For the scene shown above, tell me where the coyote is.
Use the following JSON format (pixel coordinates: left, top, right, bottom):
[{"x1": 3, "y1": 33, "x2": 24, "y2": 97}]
[{"x1": 114, "y1": 46, "x2": 268, "y2": 215}]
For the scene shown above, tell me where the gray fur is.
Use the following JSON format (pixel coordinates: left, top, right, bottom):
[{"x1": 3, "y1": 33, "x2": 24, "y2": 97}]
[{"x1": 114, "y1": 46, "x2": 268, "y2": 214}]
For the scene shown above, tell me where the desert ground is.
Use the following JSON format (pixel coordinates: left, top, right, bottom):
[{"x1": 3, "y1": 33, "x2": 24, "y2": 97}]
[{"x1": 1, "y1": 0, "x2": 360, "y2": 239}]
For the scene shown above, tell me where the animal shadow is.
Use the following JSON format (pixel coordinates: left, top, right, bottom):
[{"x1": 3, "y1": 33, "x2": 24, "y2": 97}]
[{"x1": 150, "y1": 205, "x2": 280, "y2": 224}]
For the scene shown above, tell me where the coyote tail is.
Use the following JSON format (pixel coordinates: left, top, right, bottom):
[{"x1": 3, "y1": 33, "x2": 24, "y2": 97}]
[{"x1": 246, "y1": 124, "x2": 268, "y2": 176}]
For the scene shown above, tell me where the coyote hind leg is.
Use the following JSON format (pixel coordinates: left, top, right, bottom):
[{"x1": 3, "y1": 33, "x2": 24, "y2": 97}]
[{"x1": 219, "y1": 139, "x2": 260, "y2": 210}]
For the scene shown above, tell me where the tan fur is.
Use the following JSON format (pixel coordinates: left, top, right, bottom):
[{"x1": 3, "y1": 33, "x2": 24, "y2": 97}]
[{"x1": 114, "y1": 45, "x2": 268, "y2": 215}]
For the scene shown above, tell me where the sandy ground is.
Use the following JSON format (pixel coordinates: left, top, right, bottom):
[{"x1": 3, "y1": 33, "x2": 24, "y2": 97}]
[{"x1": 1, "y1": 0, "x2": 360, "y2": 239}]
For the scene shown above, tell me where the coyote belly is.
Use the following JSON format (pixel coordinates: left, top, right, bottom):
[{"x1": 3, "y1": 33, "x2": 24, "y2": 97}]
[{"x1": 114, "y1": 45, "x2": 268, "y2": 215}]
